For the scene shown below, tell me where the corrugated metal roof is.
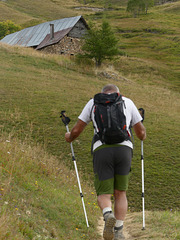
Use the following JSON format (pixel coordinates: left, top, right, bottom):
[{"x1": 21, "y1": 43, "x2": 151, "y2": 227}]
[
  {"x1": 36, "y1": 28, "x2": 72, "y2": 50},
  {"x1": 0, "y1": 16, "x2": 86, "y2": 47}
]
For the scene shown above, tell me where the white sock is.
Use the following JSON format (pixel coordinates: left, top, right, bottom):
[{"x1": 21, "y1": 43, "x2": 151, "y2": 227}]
[
  {"x1": 102, "y1": 207, "x2": 112, "y2": 215},
  {"x1": 115, "y1": 220, "x2": 124, "y2": 228}
]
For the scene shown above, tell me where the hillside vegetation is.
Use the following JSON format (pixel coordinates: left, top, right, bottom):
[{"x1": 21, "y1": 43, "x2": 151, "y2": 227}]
[
  {"x1": 1, "y1": 1, "x2": 179, "y2": 90},
  {"x1": 0, "y1": 0, "x2": 180, "y2": 239},
  {"x1": 1, "y1": 131, "x2": 179, "y2": 239},
  {"x1": 0, "y1": 133, "x2": 101, "y2": 240}
]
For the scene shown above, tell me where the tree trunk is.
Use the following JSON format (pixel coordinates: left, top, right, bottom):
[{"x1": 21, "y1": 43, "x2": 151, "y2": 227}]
[{"x1": 95, "y1": 58, "x2": 102, "y2": 67}]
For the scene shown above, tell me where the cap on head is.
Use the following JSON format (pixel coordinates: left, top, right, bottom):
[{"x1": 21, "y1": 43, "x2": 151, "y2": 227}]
[{"x1": 101, "y1": 84, "x2": 120, "y2": 94}]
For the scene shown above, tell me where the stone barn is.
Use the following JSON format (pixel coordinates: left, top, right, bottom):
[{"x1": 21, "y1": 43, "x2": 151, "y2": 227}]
[{"x1": 0, "y1": 16, "x2": 89, "y2": 55}]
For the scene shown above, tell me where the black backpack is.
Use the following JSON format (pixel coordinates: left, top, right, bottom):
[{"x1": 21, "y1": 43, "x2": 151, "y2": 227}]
[{"x1": 93, "y1": 92, "x2": 130, "y2": 144}]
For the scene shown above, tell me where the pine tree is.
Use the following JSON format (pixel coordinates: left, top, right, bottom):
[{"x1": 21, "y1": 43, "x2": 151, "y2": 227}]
[{"x1": 81, "y1": 21, "x2": 119, "y2": 67}]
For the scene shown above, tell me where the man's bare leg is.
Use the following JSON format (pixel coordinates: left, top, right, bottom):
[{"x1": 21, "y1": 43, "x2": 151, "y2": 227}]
[
  {"x1": 114, "y1": 190, "x2": 128, "y2": 221},
  {"x1": 113, "y1": 190, "x2": 127, "y2": 239},
  {"x1": 97, "y1": 194, "x2": 116, "y2": 240}
]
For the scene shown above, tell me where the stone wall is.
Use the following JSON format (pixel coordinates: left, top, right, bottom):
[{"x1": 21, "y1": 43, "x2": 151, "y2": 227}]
[
  {"x1": 40, "y1": 36, "x2": 84, "y2": 55},
  {"x1": 39, "y1": 18, "x2": 88, "y2": 55},
  {"x1": 68, "y1": 20, "x2": 87, "y2": 38}
]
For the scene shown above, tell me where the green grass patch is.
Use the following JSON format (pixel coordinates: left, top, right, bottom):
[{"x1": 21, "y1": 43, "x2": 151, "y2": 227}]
[{"x1": 0, "y1": 134, "x2": 101, "y2": 239}]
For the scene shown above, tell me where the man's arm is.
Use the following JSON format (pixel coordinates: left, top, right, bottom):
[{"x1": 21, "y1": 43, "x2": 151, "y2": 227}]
[
  {"x1": 133, "y1": 122, "x2": 146, "y2": 141},
  {"x1": 65, "y1": 119, "x2": 87, "y2": 143}
]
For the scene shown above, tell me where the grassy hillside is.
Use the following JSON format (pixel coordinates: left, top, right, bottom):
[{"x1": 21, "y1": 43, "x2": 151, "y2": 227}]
[
  {"x1": 87, "y1": 2, "x2": 180, "y2": 92},
  {"x1": 0, "y1": 42, "x2": 179, "y2": 211},
  {"x1": 0, "y1": 133, "x2": 101, "y2": 240},
  {"x1": 1, "y1": 133, "x2": 179, "y2": 239},
  {"x1": 0, "y1": 0, "x2": 79, "y2": 27},
  {"x1": 1, "y1": 1, "x2": 179, "y2": 91}
]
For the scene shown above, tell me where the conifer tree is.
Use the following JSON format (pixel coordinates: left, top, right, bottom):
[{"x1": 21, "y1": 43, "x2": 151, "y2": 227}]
[{"x1": 81, "y1": 21, "x2": 119, "y2": 67}]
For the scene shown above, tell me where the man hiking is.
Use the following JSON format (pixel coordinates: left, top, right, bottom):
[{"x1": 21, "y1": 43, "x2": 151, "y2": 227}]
[{"x1": 65, "y1": 84, "x2": 146, "y2": 240}]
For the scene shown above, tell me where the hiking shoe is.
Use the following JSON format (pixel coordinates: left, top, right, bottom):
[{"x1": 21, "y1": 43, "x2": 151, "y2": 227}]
[
  {"x1": 103, "y1": 211, "x2": 116, "y2": 240},
  {"x1": 114, "y1": 226, "x2": 125, "y2": 240}
]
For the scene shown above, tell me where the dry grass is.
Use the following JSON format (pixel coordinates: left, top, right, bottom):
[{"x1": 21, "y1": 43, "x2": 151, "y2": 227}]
[
  {"x1": 98, "y1": 211, "x2": 180, "y2": 240},
  {"x1": 1, "y1": 127, "x2": 179, "y2": 239},
  {"x1": 0, "y1": 0, "x2": 81, "y2": 27},
  {"x1": 0, "y1": 133, "x2": 101, "y2": 239},
  {"x1": 0, "y1": 2, "x2": 33, "y2": 25}
]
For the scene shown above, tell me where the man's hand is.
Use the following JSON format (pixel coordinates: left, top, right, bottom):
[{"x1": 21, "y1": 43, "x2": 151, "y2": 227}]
[
  {"x1": 65, "y1": 132, "x2": 72, "y2": 143},
  {"x1": 64, "y1": 119, "x2": 87, "y2": 143},
  {"x1": 133, "y1": 122, "x2": 146, "y2": 141}
]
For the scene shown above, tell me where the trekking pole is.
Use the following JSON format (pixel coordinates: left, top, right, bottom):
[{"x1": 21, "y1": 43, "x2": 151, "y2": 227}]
[
  {"x1": 139, "y1": 108, "x2": 145, "y2": 230},
  {"x1": 60, "y1": 111, "x2": 89, "y2": 228}
]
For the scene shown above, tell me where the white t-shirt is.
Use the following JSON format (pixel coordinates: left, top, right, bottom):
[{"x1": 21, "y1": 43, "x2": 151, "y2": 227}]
[{"x1": 78, "y1": 96, "x2": 142, "y2": 151}]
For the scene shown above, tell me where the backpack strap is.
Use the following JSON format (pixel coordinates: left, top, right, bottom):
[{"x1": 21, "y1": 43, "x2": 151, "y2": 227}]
[{"x1": 90, "y1": 99, "x2": 99, "y2": 154}]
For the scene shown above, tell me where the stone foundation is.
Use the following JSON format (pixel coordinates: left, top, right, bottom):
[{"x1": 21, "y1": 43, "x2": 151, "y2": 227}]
[{"x1": 40, "y1": 36, "x2": 83, "y2": 55}]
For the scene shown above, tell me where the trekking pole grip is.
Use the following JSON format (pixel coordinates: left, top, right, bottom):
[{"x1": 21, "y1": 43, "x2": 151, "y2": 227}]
[
  {"x1": 60, "y1": 110, "x2": 71, "y2": 126},
  {"x1": 139, "y1": 108, "x2": 145, "y2": 122}
]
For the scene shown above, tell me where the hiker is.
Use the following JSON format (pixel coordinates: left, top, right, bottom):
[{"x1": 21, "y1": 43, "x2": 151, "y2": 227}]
[{"x1": 65, "y1": 84, "x2": 146, "y2": 240}]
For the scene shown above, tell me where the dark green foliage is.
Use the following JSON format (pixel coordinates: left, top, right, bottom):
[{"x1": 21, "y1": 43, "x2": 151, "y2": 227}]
[
  {"x1": 0, "y1": 20, "x2": 21, "y2": 39},
  {"x1": 144, "y1": 0, "x2": 154, "y2": 14},
  {"x1": 154, "y1": 0, "x2": 177, "y2": 4},
  {"x1": 81, "y1": 21, "x2": 120, "y2": 66},
  {"x1": 127, "y1": 0, "x2": 154, "y2": 16}
]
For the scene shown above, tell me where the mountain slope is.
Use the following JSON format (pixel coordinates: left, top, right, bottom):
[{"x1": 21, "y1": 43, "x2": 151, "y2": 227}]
[
  {"x1": 0, "y1": 44, "x2": 179, "y2": 239},
  {"x1": 0, "y1": 43, "x2": 179, "y2": 212}
]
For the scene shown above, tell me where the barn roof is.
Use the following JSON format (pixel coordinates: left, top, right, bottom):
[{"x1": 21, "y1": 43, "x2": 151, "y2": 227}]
[
  {"x1": 0, "y1": 16, "x2": 88, "y2": 47},
  {"x1": 36, "y1": 28, "x2": 72, "y2": 50}
]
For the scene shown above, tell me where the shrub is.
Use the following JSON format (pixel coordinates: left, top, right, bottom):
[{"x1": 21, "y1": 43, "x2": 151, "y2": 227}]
[{"x1": 0, "y1": 20, "x2": 21, "y2": 39}]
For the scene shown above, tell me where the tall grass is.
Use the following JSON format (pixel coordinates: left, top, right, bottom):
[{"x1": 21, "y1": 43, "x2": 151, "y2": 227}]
[
  {"x1": 0, "y1": 133, "x2": 101, "y2": 239},
  {"x1": 1, "y1": 134, "x2": 179, "y2": 239}
]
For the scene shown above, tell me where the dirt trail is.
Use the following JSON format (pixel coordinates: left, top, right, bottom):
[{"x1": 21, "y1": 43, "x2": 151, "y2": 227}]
[
  {"x1": 97, "y1": 216, "x2": 132, "y2": 240},
  {"x1": 97, "y1": 212, "x2": 150, "y2": 240}
]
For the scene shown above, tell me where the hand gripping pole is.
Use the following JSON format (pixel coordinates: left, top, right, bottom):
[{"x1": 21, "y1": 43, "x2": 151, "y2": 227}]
[
  {"x1": 60, "y1": 111, "x2": 89, "y2": 228},
  {"x1": 139, "y1": 108, "x2": 145, "y2": 230}
]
